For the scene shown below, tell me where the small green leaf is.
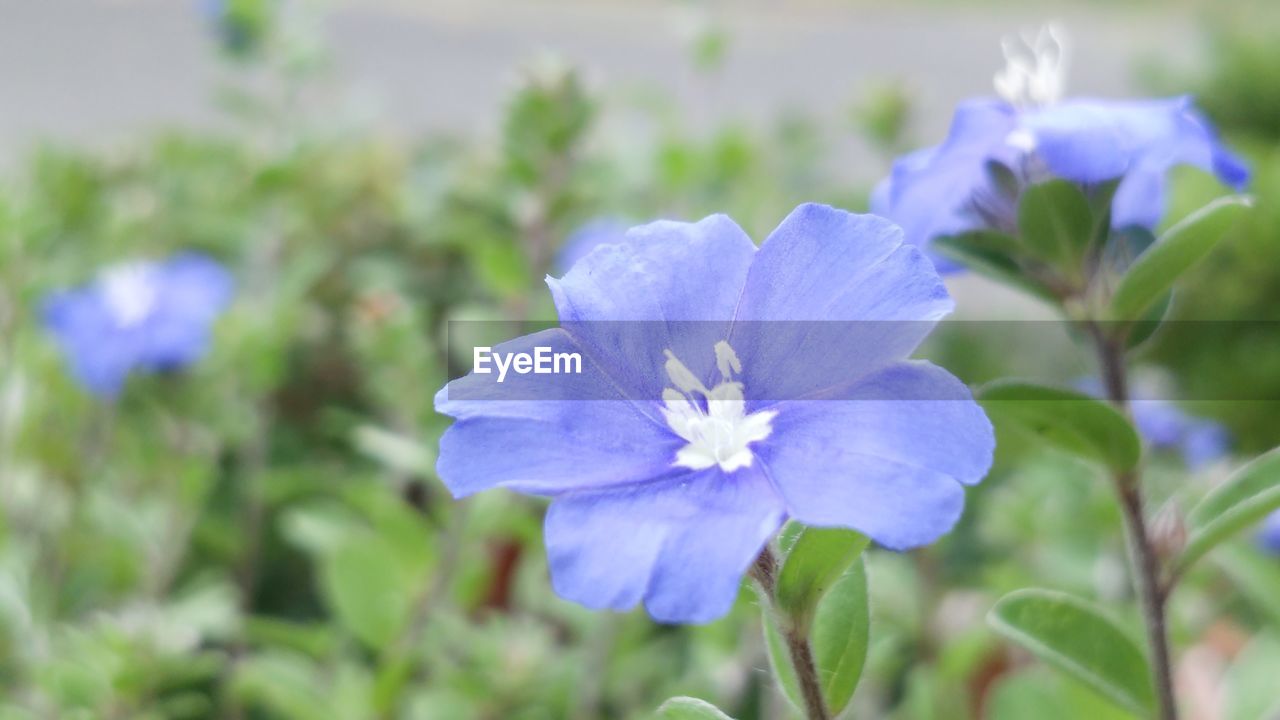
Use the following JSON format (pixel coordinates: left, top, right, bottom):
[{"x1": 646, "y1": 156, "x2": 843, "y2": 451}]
[
  {"x1": 654, "y1": 697, "x2": 735, "y2": 719},
  {"x1": 764, "y1": 557, "x2": 870, "y2": 717},
  {"x1": 978, "y1": 381, "x2": 1141, "y2": 472},
  {"x1": 988, "y1": 589, "x2": 1155, "y2": 716},
  {"x1": 812, "y1": 559, "x2": 870, "y2": 716},
  {"x1": 933, "y1": 233, "x2": 1056, "y2": 303},
  {"x1": 775, "y1": 527, "x2": 869, "y2": 626},
  {"x1": 1109, "y1": 195, "x2": 1252, "y2": 320},
  {"x1": 1018, "y1": 180, "x2": 1094, "y2": 271},
  {"x1": 1177, "y1": 447, "x2": 1280, "y2": 573}
]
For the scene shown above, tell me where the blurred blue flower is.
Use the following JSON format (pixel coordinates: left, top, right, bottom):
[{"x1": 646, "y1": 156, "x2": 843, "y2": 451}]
[
  {"x1": 436, "y1": 204, "x2": 994, "y2": 623},
  {"x1": 872, "y1": 26, "x2": 1248, "y2": 270},
  {"x1": 1078, "y1": 377, "x2": 1230, "y2": 470},
  {"x1": 555, "y1": 218, "x2": 630, "y2": 275},
  {"x1": 1259, "y1": 511, "x2": 1280, "y2": 555},
  {"x1": 43, "y1": 253, "x2": 234, "y2": 398}
]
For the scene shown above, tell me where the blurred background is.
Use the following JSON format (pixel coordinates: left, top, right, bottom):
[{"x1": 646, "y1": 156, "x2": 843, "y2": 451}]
[{"x1": 1, "y1": 1, "x2": 1279, "y2": 718}]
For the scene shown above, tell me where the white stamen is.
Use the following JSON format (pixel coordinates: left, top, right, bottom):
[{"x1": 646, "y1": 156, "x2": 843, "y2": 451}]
[
  {"x1": 993, "y1": 23, "x2": 1068, "y2": 108},
  {"x1": 660, "y1": 341, "x2": 776, "y2": 473},
  {"x1": 99, "y1": 261, "x2": 160, "y2": 329}
]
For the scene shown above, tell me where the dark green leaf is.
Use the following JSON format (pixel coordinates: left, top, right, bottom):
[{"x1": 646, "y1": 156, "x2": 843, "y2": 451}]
[
  {"x1": 1018, "y1": 180, "x2": 1094, "y2": 271},
  {"x1": 933, "y1": 233, "x2": 1056, "y2": 302},
  {"x1": 1109, "y1": 195, "x2": 1252, "y2": 320},
  {"x1": 978, "y1": 381, "x2": 1141, "y2": 472},
  {"x1": 1177, "y1": 447, "x2": 1280, "y2": 573},
  {"x1": 988, "y1": 589, "x2": 1155, "y2": 716}
]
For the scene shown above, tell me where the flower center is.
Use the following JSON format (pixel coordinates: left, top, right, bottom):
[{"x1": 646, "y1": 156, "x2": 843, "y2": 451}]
[
  {"x1": 993, "y1": 23, "x2": 1068, "y2": 109},
  {"x1": 99, "y1": 261, "x2": 160, "y2": 329},
  {"x1": 660, "y1": 340, "x2": 776, "y2": 473}
]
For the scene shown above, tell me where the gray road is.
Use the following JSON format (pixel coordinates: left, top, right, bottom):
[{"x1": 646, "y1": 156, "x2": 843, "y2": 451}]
[{"x1": 0, "y1": 0, "x2": 1202, "y2": 167}]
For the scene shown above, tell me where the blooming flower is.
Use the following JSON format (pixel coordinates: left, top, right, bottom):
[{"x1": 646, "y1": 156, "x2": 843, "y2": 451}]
[
  {"x1": 435, "y1": 204, "x2": 994, "y2": 623},
  {"x1": 43, "y1": 253, "x2": 234, "y2": 397},
  {"x1": 555, "y1": 218, "x2": 631, "y2": 275},
  {"x1": 872, "y1": 25, "x2": 1249, "y2": 270}
]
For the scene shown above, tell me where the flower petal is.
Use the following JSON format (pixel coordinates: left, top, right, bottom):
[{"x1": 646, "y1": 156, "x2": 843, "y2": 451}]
[
  {"x1": 731, "y1": 204, "x2": 953, "y2": 402},
  {"x1": 42, "y1": 290, "x2": 141, "y2": 397},
  {"x1": 1023, "y1": 97, "x2": 1250, "y2": 222},
  {"x1": 141, "y1": 256, "x2": 234, "y2": 369},
  {"x1": 872, "y1": 99, "x2": 1018, "y2": 260},
  {"x1": 757, "y1": 361, "x2": 993, "y2": 550},
  {"x1": 547, "y1": 215, "x2": 756, "y2": 400},
  {"x1": 545, "y1": 466, "x2": 784, "y2": 624},
  {"x1": 435, "y1": 328, "x2": 678, "y2": 496}
]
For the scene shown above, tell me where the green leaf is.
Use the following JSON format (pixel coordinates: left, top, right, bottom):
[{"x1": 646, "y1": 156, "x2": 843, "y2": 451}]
[
  {"x1": 988, "y1": 589, "x2": 1155, "y2": 716},
  {"x1": 1109, "y1": 195, "x2": 1252, "y2": 320},
  {"x1": 1214, "y1": 544, "x2": 1280, "y2": 628},
  {"x1": 1018, "y1": 180, "x2": 1094, "y2": 271},
  {"x1": 1177, "y1": 447, "x2": 1280, "y2": 573},
  {"x1": 654, "y1": 697, "x2": 735, "y2": 719},
  {"x1": 764, "y1": 557, "x2": 870, "y2": 717},
  {"x1": 811, "y1": 559, "x2": 870, "y2": 716},
  {"x1": 775, "y1": 527, "x2": 869, "y2": 627},
  {"x1": 933, "y1": 233, "x2": 1056, "y2": 303},
  {"x1": 319, "y1": 534, "x2": 417, "y2": 651},
  {"x1": 978, "y1": 381, "x2": 1141, "y2": 472}
]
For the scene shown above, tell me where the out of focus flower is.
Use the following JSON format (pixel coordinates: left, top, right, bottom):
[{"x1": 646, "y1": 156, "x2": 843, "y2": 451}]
[
  {"x1": 198, "y1": 0, "x2": 272, "y2": 57},
  {"x1": 872, "y1": 25, "x2": 1248, "y2": 270},
  {"x1": 435, "y1": 204, "x2": 994, "y2": 623},
  {"x1": 554, "y1": 218, "x2": 630, "y2": 275},
  {"x1": 42, "y1": 254, "x2": 234, "y2": 398},
  {"x1": 1258, "y1": 511, "x2": 1280, "y2": 555},
  {"x1": 1079, "y1": 377, "x2": 1230, "y2": 470}
]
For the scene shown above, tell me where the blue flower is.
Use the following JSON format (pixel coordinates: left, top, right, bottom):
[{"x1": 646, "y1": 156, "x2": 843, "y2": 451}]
[
  {"x1": 1259, "y1": 510, "x2": 1280, "y2": 556},
  {"x1": 555, "y1": 218, "x2": 631, "y2": 275},
  {"x1": 43, "y1": 253, "x2": 234, "y2": 398},
  {"x1": 872, "y1": 27, "x2": 1248, "y2": 270},
  {"x1": 435, "y1": 204, "x2": 994, "y2": 623}
]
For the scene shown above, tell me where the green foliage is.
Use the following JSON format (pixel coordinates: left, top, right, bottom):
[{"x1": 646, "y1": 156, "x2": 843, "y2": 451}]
[
  {"x1": 978, "y1": 381, "x2": 1142, "y2": 472},
  {"x1": 1108, "y1": 194, "x2": 1252, "y2": 321},
  {"x1": 655, "y1": 697, "x2": 737, "y2": 719},
  {"x1": 1018, "y1": 180, "x2": 1096, "y2": 277},
  {"x1": 764, "y1": 556, "x2": 869, "y2": 718},
  {"x1": 774, "y1": 527, "x2": 869, "y2": 629},
  {"x1": 1178, "y1": 446, "x2": 1280, "y2": 573},
  {"x1": 988, "y1": 589, "x2": 1155, "y2": 716}
]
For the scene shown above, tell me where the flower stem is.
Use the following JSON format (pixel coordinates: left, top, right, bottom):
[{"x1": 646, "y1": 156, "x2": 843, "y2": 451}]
[
  {"x1": 1089, "y1": 325, "x2": 1178, "y2": 720},
  {"x1": 751, "y1": 547, "x2": 831, "y2": 720}
]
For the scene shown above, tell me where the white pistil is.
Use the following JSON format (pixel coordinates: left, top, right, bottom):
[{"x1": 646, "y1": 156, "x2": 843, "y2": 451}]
[
  {"x1": 993, "y1": 23, "x2": 1068, "y2": 109},
  {"x1": 660, "y1": 341, "x2": 776, "y2": 473},
  {"x1": 99, "y1": 261, "x2": 160, "y2": 329}
]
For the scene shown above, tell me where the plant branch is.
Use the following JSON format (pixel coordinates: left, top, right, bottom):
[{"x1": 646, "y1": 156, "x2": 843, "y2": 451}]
[
  {"x1": 1089, "y1": 323, "x2": 1178, "y2": 720},
  {"x1": 751, "y1": 547, "x2": 831, "y2": 720}
]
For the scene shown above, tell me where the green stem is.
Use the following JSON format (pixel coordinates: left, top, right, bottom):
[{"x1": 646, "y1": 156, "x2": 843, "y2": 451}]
[
  {"x1": 751, "y1": 547, "x2": 831, "y2": 720},
  {"x1": 1089, "y1": 324, "x2": 1178, "y2": 720}
]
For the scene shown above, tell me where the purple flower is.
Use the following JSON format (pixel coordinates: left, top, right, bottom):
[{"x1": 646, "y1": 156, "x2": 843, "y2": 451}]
[
  {"x1": 435, "y1": 204, "x2": 994, "y2": 623},
  {"x1": 872, "y1": 26, "x2": 1248, "y2": 271},
  {"x1": 555, "y1": 218, "x2": 631, "y2": 275},
  {"x1": 42, "y1": 253, "x2": 234, "y2": 398},
  {"x1": 1259, "y1": 511, "x2": 1280, "y2": 555}
]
